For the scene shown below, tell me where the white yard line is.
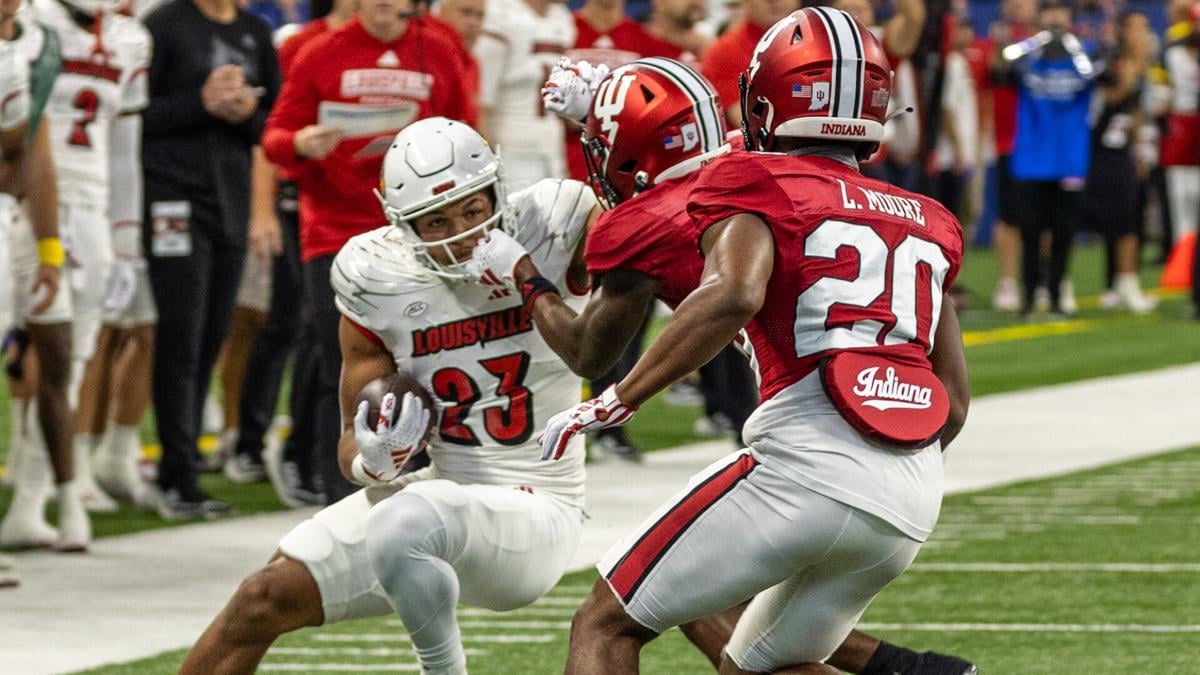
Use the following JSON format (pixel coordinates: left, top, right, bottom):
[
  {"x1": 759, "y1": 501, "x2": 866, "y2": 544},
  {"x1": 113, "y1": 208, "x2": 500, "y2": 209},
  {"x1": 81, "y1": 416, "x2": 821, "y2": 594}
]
[
  {"x1": 856, "y1": 623, "x2": 1200, "y2": 634},
  {"x1": 909, "y1": 562, "x2": 1200, "y2": 573},
  {"x1": 4, "y1": 363, "x2": 1200, "y2": 675}
]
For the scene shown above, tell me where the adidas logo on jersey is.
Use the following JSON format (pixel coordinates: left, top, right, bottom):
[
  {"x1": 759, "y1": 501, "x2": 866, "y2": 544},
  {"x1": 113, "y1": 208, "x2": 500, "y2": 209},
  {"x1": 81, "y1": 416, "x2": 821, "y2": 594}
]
[
  {"x1": 377, "y1": 50, "x2": 400, "y2": 68},
  {"x1": 852, "y1": 366, "x2": 932, "y2": 411}
]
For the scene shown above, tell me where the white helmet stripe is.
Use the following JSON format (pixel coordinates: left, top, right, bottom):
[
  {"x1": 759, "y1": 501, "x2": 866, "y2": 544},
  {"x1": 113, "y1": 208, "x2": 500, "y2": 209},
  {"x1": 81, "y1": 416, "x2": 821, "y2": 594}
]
[
  {"x1": 632, "y1": 57, "x2": 724, "y2": 154},
  {"x1": 812, "y1": 7, "x2": 864, "y2": 120}
]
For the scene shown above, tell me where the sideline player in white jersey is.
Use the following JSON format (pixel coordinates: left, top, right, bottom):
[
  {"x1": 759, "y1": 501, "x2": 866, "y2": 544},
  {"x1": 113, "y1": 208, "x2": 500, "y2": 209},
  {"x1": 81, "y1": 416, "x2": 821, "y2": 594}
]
[
  {"x1": 0, "y1": 0, "x2": 88, "y2": 552},
  {"x1": 181, "y1": 117, "x2": 594, "y2": 675},
  {"x1": 0, "y1": 35, "x2": 29, "y2": 328},
  {"x1": 473, "y1": 0, "x2": 575, "y2": 189},
  {"x1": 32, "y1": 0, "x2": 151, "y2": 512}
]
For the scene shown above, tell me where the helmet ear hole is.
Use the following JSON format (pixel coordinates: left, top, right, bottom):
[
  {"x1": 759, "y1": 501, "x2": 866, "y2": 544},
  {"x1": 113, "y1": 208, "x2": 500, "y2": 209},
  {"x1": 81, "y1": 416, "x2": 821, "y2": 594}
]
[
  {"x1": 617, "y1": 159, "x2": 638, "y2": 174},
  {"x1": 640, "y1": 84, "x2": 657, "y2": 103},
  {"x1": 791, "y1": 26, "x2": 804, "y2": 43}
]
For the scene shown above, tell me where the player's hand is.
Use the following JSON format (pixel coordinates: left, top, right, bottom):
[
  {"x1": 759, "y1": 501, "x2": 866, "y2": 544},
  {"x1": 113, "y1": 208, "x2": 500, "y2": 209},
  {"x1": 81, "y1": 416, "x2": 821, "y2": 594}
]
[
  {"x1": 202, "y1": 65, "x2": 246, "y2": 118},
  {"x1": 29, "y1": 265, "x2": 59, "y2": 316},
  {"x1": 466, "y1": 229, "x2": 530, "y2": 290},
  {"x1": 354, "y1": 392, "x2": 430, "y2": 482},
  {"x1": 539, "y1": 385, "x2": 637, "y2": 461},
  {"x1": 294, "y1": 124, "x2": 343, "y2": 160},
  {"x1": 541, "y1": 58, "x2": 610, "y2": 122},
  {"x1": 103, "y1": 259, "x2": 141, "y2": 313},
  {"x1": 250, "y1": 211, "x2": 283, "y2": 264}
]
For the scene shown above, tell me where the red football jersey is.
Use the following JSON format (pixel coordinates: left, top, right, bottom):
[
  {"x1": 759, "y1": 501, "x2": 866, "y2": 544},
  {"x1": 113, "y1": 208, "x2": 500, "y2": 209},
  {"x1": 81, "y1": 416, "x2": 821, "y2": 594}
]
[
  {"x1": 688, "y1": 153, "x2": 964, "y2": 403},
  {"x1": 263, "y1": 18, "x2": 475, "y2": 261},
  {"x1": 585, "y1": 175, "x2": 703, "y2": 308}
]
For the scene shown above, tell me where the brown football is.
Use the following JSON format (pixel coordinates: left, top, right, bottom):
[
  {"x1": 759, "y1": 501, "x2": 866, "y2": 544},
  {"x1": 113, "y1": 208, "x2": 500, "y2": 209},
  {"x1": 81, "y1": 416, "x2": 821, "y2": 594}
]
[{"x1": 355, "y1": 372, "x2": 437, "y2": 445}]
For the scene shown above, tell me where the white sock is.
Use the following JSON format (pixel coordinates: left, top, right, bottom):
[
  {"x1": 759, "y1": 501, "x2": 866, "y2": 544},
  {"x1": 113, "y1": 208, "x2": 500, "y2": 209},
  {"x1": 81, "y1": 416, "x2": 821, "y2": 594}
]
[
  {"x1": 112, "y1": 425, "x2": 142, "y2": 463},
  {"x1": 4, "y1": 398, "x2": 28, "y2": 483}
]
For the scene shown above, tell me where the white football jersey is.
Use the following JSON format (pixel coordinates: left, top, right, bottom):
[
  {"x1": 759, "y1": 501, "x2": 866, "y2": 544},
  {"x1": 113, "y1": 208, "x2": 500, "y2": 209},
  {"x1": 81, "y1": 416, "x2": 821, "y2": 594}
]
[
  {"x1": 1164, "y1": 43, "x2": 1200, "y2": 114},
  {"x1": 0, "y1": 41, "x2": 30, "y2": 132},
  {"x1": 33, "y1": 0, "x2": 150, "y2": 199},
  {"x1": 333, "y1": 179, "x2": 597, "y2": 504},
  {"x1": 474, "y1": 0, "x2": 575, "y2": 158}
]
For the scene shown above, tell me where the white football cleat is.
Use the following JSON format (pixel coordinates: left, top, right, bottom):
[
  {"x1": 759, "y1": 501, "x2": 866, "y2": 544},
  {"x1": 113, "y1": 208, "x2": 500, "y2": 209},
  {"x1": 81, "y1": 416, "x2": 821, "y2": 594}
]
[
  {"x1": 94, "y1": 425, "x2": 150, "y2": 506},
  {"x1": 992, "y1": 277, "x2": 1021, "y2": 312},
  {"x1": 1057, "y1": 279, "x2": 1078, "y2": 315},
  {"x1": 1116, "y1": 274, "x2": 1157, "y2": 313},
  {"x1": 55, "y1": 481, "x2": 91, "y2": 553},
  {"x1": 72, "y1": 436, "x2": 119, "y2": 513},
  {"x1": 0, "y1": 438, "x2": 58, "y2": 549}
]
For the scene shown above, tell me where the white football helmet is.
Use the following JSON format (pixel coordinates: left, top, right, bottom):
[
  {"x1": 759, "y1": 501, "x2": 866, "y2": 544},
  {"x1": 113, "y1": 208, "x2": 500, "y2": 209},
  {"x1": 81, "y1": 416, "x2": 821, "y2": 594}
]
[{"x1": 377, "y1": 117, "x2": 512, "y2": 280}]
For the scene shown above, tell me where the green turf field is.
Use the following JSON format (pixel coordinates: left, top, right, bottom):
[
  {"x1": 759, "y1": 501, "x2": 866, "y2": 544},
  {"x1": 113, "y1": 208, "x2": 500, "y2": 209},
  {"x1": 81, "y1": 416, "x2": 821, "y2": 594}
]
[{"x1": 80, "y1": 445, "x2": 1200, "y2": 674}]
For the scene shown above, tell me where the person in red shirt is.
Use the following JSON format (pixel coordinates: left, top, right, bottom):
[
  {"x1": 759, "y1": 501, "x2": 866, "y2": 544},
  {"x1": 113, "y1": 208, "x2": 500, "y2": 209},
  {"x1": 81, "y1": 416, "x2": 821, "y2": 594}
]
[
  {"x1": 537, "y1": 10, "x2": 969, "y2": 673},
  {"x1": 700, "y1": 0, "x2": 799, "y2": 127},
  {"x1": 262, "y1": 0, "x2": 474, "y2": 502}
]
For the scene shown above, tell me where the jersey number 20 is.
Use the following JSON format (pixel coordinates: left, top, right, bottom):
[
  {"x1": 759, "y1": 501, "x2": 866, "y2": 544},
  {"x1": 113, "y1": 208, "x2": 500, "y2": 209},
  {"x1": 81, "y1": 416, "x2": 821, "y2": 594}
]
[
  {"x1": 795, "y1": 219, "x2": 950, "y2": 356},
  {"x1": 433, "y1": 352, "x2": 533, "y2": 447}
]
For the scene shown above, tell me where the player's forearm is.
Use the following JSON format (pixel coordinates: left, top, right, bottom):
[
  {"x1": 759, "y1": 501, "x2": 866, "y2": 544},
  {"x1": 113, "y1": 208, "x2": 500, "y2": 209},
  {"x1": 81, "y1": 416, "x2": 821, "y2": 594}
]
[
  {"x1": 250, "y1": 146, "x2": 278, "y2": 222},
  {"x1": 337, "y1": 429, "x2": 360, "y2": 483},
  {"x1": 530, "y1": 293, "x2": 628, "y2": 379},
  {"x1": 930, "y1": 295, "x2": 969, "y2": 448},
  {"x1": 25, "y1": 120, "x2": 58, "y2": 241},
  {"x1": 615, "y1": 281, "x2": 757, "y2": 408}
]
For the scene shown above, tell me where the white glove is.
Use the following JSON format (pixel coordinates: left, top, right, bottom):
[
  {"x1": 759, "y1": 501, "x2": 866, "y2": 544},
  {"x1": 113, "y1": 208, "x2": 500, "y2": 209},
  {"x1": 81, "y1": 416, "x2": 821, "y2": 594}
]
[
  {"x1": 539, "y1": 385, "x2": 637, "y2": 461},
  {"x1": 466, "y1": 229, "x2": 530, "y2": 290},
  {"x1": 103, "y1": 259, "x2": 140, "y2": 313},
  {"x1": 354, "y1": 392, "x2": 431, "y2": 483},
  {"x1": 541, "y1": 58, "x2": 610, "y2": 122}
]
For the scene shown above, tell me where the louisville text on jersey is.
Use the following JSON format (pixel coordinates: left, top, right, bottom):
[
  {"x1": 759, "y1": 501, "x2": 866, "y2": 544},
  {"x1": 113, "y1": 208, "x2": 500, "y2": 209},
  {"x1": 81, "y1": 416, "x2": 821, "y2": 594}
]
[{"x1": 411, "y1": 305, "x2": 534, "y2": 356}]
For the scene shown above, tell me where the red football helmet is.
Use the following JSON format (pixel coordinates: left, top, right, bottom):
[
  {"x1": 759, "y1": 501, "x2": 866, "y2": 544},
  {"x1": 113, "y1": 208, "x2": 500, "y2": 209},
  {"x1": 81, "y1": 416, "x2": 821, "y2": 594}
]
[
  {"x1": 739, "y1": 7, "x2": 892, "y2": 156},
  {"x1": 582, "y1": 57, "x2": 728, "y2": 208}
]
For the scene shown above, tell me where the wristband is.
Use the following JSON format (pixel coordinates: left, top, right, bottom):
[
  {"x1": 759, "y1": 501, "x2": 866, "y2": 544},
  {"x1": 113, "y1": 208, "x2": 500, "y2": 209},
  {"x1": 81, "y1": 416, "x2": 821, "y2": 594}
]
[
  {"x1": 350, "y1": 454, "x2": 387, "y2": 486},
  {"x1": 521, "y1": 276, "x2": 561, "y2": 310},
  {"x1": 37, "y1": 237, "x2": 65, "y2": 268}
]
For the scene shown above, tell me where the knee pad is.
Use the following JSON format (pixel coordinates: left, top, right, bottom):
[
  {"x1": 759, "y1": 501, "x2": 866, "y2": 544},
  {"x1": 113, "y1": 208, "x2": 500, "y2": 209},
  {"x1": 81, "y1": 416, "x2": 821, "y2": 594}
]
[{"x1": 364, "y1": 494, "x2": 447, "y2": 581}]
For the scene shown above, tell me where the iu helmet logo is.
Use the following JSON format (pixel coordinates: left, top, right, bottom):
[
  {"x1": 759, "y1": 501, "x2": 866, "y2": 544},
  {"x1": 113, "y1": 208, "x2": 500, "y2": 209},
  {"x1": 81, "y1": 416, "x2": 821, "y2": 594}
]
[{"x1": 592, "y1": 74, "x2": 637, "y2": 144}]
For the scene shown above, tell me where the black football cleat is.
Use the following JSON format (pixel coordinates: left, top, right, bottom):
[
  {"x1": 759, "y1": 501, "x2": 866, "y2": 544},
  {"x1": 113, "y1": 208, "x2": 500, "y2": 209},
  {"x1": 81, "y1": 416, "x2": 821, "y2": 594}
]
[{"x1": 911, "y1": 651, "x2": 978, "y2": 675}]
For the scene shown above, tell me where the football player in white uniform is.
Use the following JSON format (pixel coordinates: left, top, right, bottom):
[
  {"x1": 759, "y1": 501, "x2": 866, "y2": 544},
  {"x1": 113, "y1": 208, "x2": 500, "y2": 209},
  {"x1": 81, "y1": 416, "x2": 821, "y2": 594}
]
[
  {"x1": 473, "y1": 0, "x2": 575, "y2": 189},
  {"x1": 181, "y1": 118, "x2": 594, "y2": 675},
  {"x1": 0, "y1": 0, "x2": 87, "y2": 552},
  {"x1": 31, "y1": 0, "x2": 151, "y2": 513}
]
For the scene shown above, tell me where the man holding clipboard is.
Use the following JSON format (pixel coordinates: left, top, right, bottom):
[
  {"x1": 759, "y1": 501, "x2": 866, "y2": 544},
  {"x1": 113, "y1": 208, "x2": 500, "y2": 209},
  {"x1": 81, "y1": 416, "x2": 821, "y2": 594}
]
[{"x1": 263, "y1": 0, "x2": 475, "y2": 502}]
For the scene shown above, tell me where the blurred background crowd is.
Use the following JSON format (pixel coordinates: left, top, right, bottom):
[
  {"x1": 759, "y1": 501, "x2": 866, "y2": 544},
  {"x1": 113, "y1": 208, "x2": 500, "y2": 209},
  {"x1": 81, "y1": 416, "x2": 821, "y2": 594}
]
[{"x1": 0, "y1": 0, "x2": 1192, "y2": 552}]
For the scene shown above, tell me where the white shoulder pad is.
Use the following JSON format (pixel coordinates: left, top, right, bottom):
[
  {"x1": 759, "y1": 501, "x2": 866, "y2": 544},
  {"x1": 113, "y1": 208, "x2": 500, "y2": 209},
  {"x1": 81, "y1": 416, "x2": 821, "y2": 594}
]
[
  {"x1": 108, "y1": 15, "x2": 153, "y2": 69},
  {"x1": 331, "y1": 227, "x2": 443, "y2": 334},
  {"x1": 510, "y1": 179, "x2": 595, "y2": 269}
]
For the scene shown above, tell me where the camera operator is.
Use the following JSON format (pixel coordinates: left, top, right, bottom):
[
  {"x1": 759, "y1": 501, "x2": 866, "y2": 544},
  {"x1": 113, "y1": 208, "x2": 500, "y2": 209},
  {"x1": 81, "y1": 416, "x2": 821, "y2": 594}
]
[{"x1": 998, "y1": 0, "x2": 1096, "y2": 317}]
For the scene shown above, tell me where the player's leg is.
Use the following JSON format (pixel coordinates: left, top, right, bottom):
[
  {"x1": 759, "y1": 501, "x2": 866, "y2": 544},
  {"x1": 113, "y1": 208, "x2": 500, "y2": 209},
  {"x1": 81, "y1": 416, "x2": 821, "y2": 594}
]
[
  {"x1": 73, "y1": 326, "x2": 119, "y2": 498},
  {"x1": 568, "y1": 451, "x2": 797, "y2": 675},
  {"x1": 95, "y1": 323, "x2": 155, "y2": 504},
  {"x1": 64, "y1": 199, "x2": 117, "y2": 511},
  {"x1": 218, "y1": 305, "x2": 267, "y2": 480},
  {"x1": 183, "y1": 488, "x2": 397, "y2": 674},
  {"x1": 720, "y1": 497, "x2": 921, "y2": 674},
  {"x1": 365, "y1": 480, "x2": 583, "y2": 674},
  {"x1": 182, "y1": 554, "x2": 323, "y2": 675}
]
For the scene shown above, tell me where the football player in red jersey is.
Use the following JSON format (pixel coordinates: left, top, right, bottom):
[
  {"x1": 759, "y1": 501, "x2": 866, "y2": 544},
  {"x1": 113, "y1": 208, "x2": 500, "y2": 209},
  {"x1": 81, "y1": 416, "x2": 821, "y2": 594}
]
[
  {"x1": 470, "y1": 53, "x2": 976, "y2": 675},
  {"x1": 535, "y1": 8, "x2": 968, "y2": 674}
]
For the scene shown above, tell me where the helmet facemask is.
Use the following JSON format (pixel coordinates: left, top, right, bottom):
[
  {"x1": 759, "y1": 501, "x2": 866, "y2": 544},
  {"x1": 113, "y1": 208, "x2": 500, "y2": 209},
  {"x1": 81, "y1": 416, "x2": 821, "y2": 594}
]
[{"x1": 376, "y1": 118, "x2": 517, "y2": 281}]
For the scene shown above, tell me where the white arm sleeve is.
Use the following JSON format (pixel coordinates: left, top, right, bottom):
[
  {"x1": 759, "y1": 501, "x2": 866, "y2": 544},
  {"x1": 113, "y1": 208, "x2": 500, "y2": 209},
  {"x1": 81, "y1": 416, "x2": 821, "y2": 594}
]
[{"x1": 108, "y1": 113, "x2": 143, "y2": 257}]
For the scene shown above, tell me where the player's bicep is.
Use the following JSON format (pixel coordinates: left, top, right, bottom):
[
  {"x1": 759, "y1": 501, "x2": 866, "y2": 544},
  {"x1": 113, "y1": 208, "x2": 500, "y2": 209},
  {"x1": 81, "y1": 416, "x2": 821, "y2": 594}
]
[
  {"x1": 338, "y1": 316, "x2": 397, "y2": 431},
  {"x1": 697, "y1": 213, "x2": 775, "y2": 315}
]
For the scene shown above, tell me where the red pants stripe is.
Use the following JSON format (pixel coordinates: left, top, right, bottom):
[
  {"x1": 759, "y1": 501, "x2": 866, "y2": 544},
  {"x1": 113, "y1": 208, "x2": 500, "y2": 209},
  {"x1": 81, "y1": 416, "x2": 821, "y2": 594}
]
[{"x1": 606, "y1": 452, "x2": 759, "y2": 604}]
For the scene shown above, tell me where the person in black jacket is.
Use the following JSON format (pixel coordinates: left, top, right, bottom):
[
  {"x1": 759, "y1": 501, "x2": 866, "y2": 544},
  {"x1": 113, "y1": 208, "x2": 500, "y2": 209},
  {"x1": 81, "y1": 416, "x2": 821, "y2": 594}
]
[{"x1": 141, "y1": 0, "x2": 280, "y2": 518}]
